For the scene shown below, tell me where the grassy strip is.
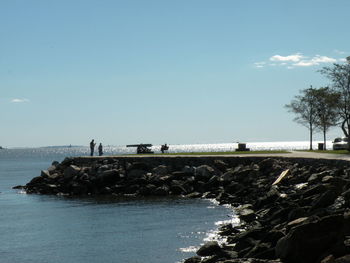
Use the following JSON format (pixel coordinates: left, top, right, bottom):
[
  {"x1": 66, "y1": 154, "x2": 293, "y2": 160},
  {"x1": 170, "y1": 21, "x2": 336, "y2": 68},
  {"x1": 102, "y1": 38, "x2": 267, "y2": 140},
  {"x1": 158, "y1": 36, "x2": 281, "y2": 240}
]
[
  {"x1": 298, "y1": 150, "x2": 350, "y2": 154},
  {"x1": 130, "y1": 150, "x2": 291, "y2": 156}
]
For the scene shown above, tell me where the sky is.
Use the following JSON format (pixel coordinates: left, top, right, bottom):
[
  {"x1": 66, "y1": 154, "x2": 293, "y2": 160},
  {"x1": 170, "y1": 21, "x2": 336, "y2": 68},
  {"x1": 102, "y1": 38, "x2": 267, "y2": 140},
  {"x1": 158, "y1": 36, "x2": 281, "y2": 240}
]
[{"x1": 1, "y1": 0, "x2": 350, "y2": 147}]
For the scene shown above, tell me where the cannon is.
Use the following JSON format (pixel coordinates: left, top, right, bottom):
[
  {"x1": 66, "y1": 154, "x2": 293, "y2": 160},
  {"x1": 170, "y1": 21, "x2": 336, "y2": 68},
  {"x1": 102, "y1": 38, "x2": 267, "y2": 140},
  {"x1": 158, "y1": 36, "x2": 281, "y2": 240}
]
[{"x1": 126, "y1": 144, "x2": 154, "y2": 154}]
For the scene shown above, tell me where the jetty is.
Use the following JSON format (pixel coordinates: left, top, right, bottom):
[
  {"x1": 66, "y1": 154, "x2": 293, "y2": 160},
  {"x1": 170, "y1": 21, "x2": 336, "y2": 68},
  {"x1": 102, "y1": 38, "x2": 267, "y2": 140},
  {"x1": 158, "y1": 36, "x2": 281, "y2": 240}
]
[{"x1": 14, "y1": 154, "x2": 350, "y2": 263}]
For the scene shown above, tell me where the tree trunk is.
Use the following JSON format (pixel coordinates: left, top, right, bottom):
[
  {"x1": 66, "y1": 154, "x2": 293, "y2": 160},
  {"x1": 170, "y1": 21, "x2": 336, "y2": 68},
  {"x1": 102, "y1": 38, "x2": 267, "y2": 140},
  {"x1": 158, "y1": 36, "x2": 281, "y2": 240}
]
[
  {"x1": 309, "y1": 125, "x2": 313, "y2": 150},
  {"x1": 348, "y1": 122, "x2": 350, "y2": 152},
  {"x1": 342, "y1": 119, "x2": 349, "y2": 137},
  {"x1": 323, "y1": 126, "x2": 327, "y2": 150}
]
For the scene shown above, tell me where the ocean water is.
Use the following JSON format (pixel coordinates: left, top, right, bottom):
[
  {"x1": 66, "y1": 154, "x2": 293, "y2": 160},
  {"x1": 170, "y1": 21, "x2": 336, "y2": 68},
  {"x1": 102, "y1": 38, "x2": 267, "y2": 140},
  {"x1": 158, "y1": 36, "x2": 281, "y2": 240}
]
[
  {"x1": 0, "y1": 147, "x2": 237, "y2": 263},
  {"x1": 0, "y1": 140, "x2": 330, "y2": 263}
]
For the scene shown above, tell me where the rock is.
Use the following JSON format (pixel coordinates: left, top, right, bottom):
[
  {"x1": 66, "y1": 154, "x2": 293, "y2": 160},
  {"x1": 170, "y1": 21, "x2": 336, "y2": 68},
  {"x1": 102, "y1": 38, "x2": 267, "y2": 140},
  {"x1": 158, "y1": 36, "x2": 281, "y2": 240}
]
[
  {"x1": 197, "y1": 241, "x2": 221, "y2": 256},
  {"x1": 27, "y1": 176, "x2": 45, "y2": 186},
  {"x1": 311, "y1": 190, "x2": 338, "y2": 210},
  {"x1": 276, "y1": 214, "x2": 348, "y2": 263},
  {"x1": 222, "y1": 171, "x2": 235, "y2": 182},
  {"x1": 95, "y1": 169, "x2": 119, "y2": 186},
  {"x1": 170, "y1": 184, "x2": 187, "y2": 195},
  {"x1": 184, "y1": 256, "x2": 201, "y2": 263},
  {"x1": 195, "y1": 165, "x2": 216, "y2": 180},
  {"x1": 41, "y1": 170, "x2": 51, "y2": 177},
  {"x1": 237, "y1": 208, "x2": 256, "y2": 222},
  {"x1": 152, "y1": 165, "x2": 169, "y2": 176},
  {"x1": 51, "y1": 160, "x2": 60, "y2": 166},
  {"x1": 258, "y1": 158, "x2": 275, "y2": 171},
  {"x1": 321, "y1": 255, "x2": 335, "y2": 263},
  {"x1": 64, "y1": 165, "x2": 81, "y2": 179},
  {"x1": 243, "y1": 242, "x2": 274, "y2": 259},
  {"x1": 214, "y1": 159, "x2": 228, "y2": 172},
  {"x1": 335, "y1": 255, "x2": 350, "y2": 262},
  {"x1": 47, "y1": 173, "x2": 61, "y2": 179},
  {"x1": 154, "y1": 185, "x2": 169, "y2": 196},
  {"x1": 128, "y1": 162, "x2": 150, "y2": 172},
  {"x1": 127, "y1": 169, "x2": 146, "y2": 180},
  {"x1": 185, "y1": 192, "x2": 202, "y2": 198},
  {"x1": 182, "y1": 166, "x2": 196, "y2": 174}
]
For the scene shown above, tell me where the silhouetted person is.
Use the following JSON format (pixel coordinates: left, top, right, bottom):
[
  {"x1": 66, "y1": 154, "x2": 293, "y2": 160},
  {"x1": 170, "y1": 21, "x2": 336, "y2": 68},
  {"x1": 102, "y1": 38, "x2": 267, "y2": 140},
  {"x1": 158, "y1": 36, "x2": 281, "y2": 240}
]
[
  {"x1": 161, "y1": 143, "x2": 169, "y2": 153},
  {"x1": 90, "y1": 139, "x2": 96, "y2": 156},
  {"x1": 98, "y1": 143, "x2": 103, "y2": 156}
]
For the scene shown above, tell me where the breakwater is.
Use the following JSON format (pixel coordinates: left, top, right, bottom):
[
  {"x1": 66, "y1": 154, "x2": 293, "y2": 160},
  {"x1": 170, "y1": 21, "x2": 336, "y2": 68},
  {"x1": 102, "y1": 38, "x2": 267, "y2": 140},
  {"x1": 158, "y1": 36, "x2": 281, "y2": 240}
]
[{"x1": 15, "y1": 155, "x2": 350, "y2": 263}]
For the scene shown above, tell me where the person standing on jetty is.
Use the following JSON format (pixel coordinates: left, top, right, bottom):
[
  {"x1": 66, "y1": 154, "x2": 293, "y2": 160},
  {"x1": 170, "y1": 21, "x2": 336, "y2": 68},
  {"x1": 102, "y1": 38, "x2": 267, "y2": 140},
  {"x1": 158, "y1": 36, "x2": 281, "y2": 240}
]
[
  {"x1": 90, "y1": 139, "x2": 96, "y2": 156},
  {"x1": 98, "y1": 143, "x2": 103, "y2": 156}
]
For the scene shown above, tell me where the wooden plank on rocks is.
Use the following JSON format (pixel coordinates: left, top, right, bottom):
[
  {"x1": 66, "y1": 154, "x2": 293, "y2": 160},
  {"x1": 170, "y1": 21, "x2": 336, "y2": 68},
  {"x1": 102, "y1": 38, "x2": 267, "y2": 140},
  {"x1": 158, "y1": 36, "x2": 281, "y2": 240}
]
[{"x1": 272, "y1": 169, "x2": 290, "y2": 185}]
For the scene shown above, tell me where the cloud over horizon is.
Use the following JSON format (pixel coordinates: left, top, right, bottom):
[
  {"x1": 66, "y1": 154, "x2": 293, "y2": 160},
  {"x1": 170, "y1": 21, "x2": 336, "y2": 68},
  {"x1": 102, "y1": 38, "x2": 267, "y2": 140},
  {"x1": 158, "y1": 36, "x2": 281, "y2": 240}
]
[
  {"x1": 255, "y1": 52, "x2": 346, "y2": 69},
  {"x1": 11, "y1": 98, "x2": 30, "y2": 103}
]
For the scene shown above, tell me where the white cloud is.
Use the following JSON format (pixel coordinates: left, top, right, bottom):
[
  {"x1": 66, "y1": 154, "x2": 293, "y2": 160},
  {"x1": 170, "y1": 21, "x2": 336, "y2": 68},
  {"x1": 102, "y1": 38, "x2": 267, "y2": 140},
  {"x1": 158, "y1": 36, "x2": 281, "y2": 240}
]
[
  {"x1": 293, "y1": 55, "x2": 337, "y2": 67},
  {"x1": 270, "y1": 53, "x2": 304, "y2": 62},
  {"x1": 11, "y1": 98, "x2": 30, "y2": 103},
  {"x1": 254, "y1": 62, "x2": 266, "y2": 68},
  {"x1": 255, "y1": 52, "x2": 343, "y2": 69}
]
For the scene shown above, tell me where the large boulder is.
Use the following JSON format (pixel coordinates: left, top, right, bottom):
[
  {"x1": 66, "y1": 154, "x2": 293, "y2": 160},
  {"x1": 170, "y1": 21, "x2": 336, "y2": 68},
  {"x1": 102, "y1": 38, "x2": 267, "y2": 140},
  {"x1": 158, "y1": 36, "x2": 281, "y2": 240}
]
[
  {"x1": 64, "y1": 165, "x2": 81, "y2": 179},
  {"x1": 127, "y1": 169, "x2": 147, "y2": 180},
  {"x1": 95, "y1": 169, "x2": 120, "y2": 187},
  {"x1": 196, "y1": 241, "x2": 222, "y2": 256},
  {"x1": 152, "y1": 165, "x2": 169, "y2": 176},
  {"x1": 276, "y1": 214, "x2": 350, "y2": 263},
  {"x1": 195, "y1": 165, "x2": 216, "y2": 180}
]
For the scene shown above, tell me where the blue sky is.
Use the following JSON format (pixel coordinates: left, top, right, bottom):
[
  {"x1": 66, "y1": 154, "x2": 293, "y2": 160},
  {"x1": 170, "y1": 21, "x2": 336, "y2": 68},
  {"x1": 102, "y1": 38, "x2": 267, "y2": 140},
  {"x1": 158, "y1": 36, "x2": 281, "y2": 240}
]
[{"x1": 1, "y1": 0, "x2": 349, "y2": 147}]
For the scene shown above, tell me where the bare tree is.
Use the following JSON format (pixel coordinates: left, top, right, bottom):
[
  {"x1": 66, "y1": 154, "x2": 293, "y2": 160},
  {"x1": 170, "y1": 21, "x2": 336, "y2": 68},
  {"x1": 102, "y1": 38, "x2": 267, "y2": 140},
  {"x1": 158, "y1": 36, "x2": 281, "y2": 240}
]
[
  {"x1": 313, "y1": 87, "x2": 340, "y2": 150},
  {"x1": 285, "y1": 87, "x2": 319, "y2": 150},
  {"x1": 320, "y1": 57, "x2": 350, "y2": 150}
]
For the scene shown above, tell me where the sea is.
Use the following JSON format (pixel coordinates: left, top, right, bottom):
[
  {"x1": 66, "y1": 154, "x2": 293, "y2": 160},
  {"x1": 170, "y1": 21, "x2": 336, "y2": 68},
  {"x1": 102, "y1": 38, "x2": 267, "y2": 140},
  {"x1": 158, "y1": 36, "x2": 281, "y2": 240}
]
[{"x1": 0, "y1": 141, "x2": 328, "y2": 263}]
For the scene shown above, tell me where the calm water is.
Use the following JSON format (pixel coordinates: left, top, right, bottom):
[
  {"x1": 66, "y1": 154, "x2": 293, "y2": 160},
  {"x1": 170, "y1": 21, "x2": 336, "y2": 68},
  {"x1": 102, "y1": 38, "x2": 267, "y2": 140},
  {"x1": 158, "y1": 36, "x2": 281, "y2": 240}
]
[{"x1": 0, "y1": 147, "x2": 236, "y2": 263}]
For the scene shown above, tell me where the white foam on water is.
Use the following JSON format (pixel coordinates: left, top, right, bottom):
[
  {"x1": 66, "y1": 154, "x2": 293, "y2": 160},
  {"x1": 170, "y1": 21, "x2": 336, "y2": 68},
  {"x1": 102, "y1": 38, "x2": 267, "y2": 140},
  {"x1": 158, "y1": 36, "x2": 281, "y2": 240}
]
[{"x1": 178, "y1": 245, "x2": 199, "y2": 253}]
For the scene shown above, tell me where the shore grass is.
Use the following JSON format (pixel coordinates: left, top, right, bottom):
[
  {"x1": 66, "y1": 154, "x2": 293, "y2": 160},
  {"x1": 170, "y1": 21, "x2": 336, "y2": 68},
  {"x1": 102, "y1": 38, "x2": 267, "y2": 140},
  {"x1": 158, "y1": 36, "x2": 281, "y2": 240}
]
[
  {"x1": 129, "y1": 150, "x2": 291, "y2": 156},
  {"x1": 298, "y1": 149, "x2": 350, "y2": 154}
]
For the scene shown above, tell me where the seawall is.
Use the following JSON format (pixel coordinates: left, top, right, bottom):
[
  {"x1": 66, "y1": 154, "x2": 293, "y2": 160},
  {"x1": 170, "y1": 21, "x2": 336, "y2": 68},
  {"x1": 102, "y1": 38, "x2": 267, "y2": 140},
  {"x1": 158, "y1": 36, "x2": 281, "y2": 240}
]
[{"x1": 15, "y1": 155, "x2": 350, "y2": 263}]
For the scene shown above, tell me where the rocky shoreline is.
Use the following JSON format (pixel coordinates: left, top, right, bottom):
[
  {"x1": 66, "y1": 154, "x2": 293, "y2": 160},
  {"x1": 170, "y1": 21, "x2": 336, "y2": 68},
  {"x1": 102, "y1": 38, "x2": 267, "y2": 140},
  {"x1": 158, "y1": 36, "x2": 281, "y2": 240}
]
[{"x1": 14, "y1": 156, "x2": 350, "y2": 263}]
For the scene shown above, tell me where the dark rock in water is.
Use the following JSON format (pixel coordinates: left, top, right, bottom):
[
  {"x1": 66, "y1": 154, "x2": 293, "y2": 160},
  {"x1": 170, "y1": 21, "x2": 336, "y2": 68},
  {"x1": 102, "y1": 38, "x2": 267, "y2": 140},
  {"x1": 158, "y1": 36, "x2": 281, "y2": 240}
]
[
  {"x1": 13, "y1": 185, "x2": 24, "y2": 189},
  {"x1": 184, "y1": 256, "x2": 201, "y2": 263},
  {"x1": 95, "y1": 169, "x2": 119, "y2": 187},
  {"x1": 197, "y1": 241, "x2": 222, "y2": 256},
  {"x1": 27, "y1": 176, "x2": 45, "y2": 186},
  {"x1": 52, "y1": 160, "x2": 60, "y2": 166},
  {"x1": 154, "y1": 185, "x2": 169, "y2": 196}
]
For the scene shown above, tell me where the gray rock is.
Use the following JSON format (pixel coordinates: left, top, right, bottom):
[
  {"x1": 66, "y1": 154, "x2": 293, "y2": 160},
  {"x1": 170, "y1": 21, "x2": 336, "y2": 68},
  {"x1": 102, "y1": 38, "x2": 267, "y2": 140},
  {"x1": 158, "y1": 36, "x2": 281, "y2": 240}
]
[
  {"x1": 195, "y1": 165, "x2": 216, "y2": 179},
  {"x1": 276, "y1": 214, "x2": 348, "y2": 263},
  {"x1": 127, "y1": 169, "x2": 146, "y2": 180},
  {"x1": 64, "y1": 165, "x2": 81, "y2": 179},
  {"x1": 154, "y1": 185, "x2": 169, "y2": 196},
  {"x1": 184, "y1": 256, "x2": 201, "y2": 263},
  {"x1": 222, "y1": 171, "x2": 235, "y2": 182},
  {"x1": 152, "y1": 165, "x2": 169, "y2": 176},
  {"x1": 41, "y1": 170, "x2": 50, "y2": 178},
  {"x1": 197, "y1": 241, "x2": 221, "y2": 256}
]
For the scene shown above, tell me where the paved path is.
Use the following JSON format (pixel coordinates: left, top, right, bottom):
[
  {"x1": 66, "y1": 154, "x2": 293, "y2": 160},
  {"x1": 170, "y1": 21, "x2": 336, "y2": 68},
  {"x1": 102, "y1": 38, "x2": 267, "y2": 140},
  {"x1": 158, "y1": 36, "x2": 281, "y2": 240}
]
[
  {"x1": 224, "y1": 151, "x2": 350, "y2": 161},
  {"x1": 80, "y1": 151, "x2": 350, "y2": 161}
]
